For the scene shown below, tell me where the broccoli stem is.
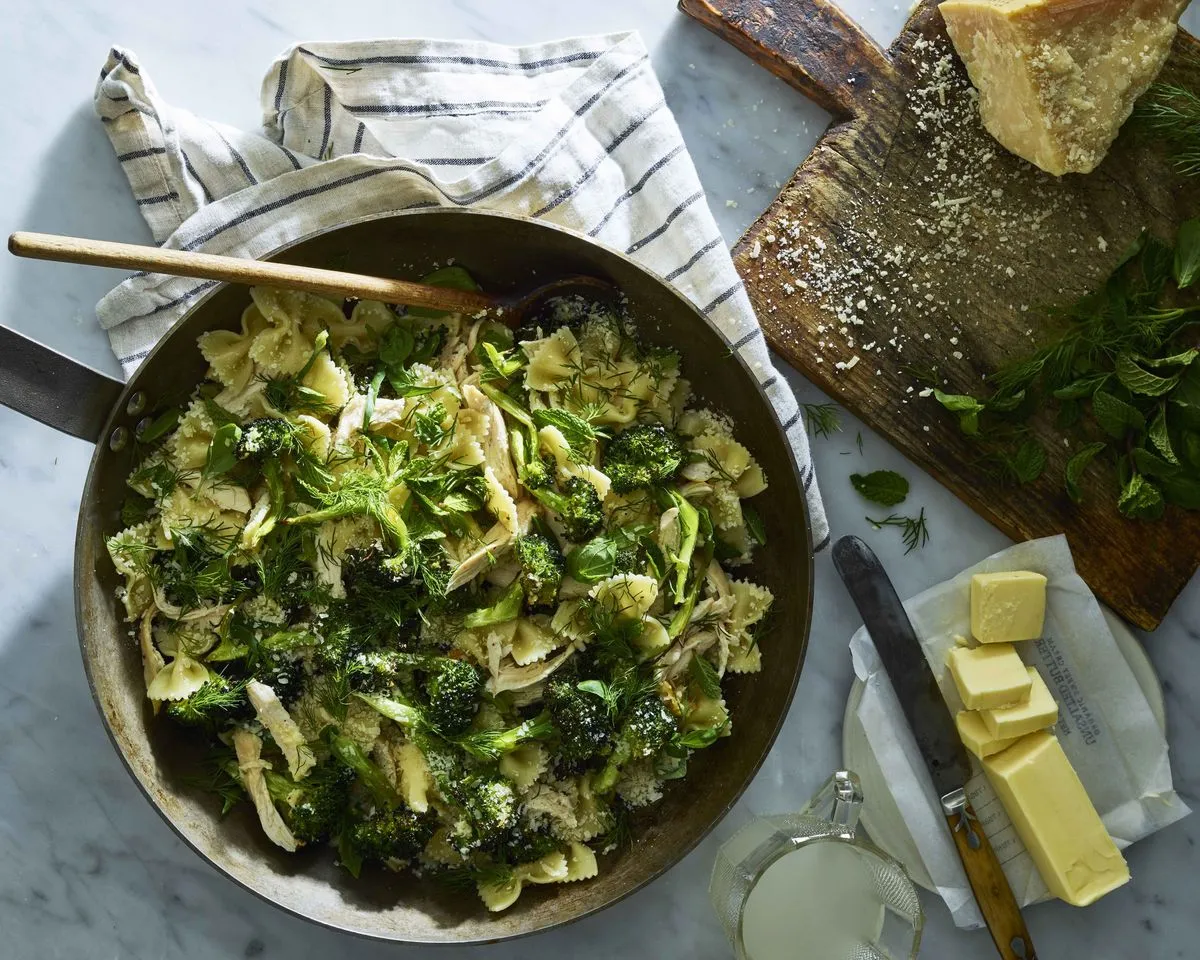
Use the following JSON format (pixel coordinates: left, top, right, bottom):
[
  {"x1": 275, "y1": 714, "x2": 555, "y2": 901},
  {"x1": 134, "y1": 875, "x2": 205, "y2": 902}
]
[
  {"x1": 326, "y1": 730, "x2": 402, "y2": 808},
  {"x1": 664, "y1": 490, "x2": 700, "y2": 601},
  {"x1": 463, "y1": 580, "x2": 524, "y2": 629},
  {"x1": 668, "y1": 541, "x2": 716, "y2": 640}
]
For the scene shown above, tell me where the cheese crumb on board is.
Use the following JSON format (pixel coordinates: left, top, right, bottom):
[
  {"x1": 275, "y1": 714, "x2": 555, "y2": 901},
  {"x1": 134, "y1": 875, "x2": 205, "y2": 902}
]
[
  {"x1": 939, "y1": 0, "x2": 1187, "y2": 175},
  {"x1": 983, "y1": 731, "x2": 1130, "y2": 906},
  {"x1": 970, "y1": 570, "x2": 1047, "y2": 643}
]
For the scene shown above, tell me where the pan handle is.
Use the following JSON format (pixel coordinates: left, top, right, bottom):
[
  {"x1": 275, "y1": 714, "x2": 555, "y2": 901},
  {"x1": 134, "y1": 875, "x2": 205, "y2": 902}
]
[{"x1": 0, "y1": 325, "x2": 125, "y2": 444}]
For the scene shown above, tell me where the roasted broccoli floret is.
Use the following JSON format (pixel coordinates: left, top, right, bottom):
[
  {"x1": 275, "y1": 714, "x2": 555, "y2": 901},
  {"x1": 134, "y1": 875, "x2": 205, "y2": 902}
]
[
  {"x1": 594, "y1": 694, "x2": 678, "y2": 793},
  {"x1": 423, "y1": 657, "x2": 485, "y2": 735},
  {"x1": 265, "y1": 764, "x2": 354, "y2": 846},
  {"x1": 462, "y1": 580, "x2": 524, "y2": 630},
  {"x1": 509, "y1": 424, "x2": 554, "y2": 491},
  {"x1": 488, "y1": 824, "x2": 562, "y2": 865},
  {"x1": 459, "y1": 774, "x2": 518, "y2": 841},
  {"x1": 347, "y1": 807, "x2": 436, "y2": 865},
  {"x1": 530, "y1": 476, "x2": 604, "y2": 542},
  {"x1": 602, "y1": 424, "x2": 684, "y2": 493},
  {"x1": 515, "y1": 534, "x2": 565, "y2": 608},
  {"x1": 545, "y1": 679, "x2": 612, "y2": 763},
  {"x1": 165, "y1": 675, "x2": 250, "y2": 728},
  {"x1": 235, "y1": 417, "x2": 300, "y2": 459}
]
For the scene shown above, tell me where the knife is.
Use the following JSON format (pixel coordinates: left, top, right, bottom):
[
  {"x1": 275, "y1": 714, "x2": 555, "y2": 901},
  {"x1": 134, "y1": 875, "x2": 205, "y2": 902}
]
[{"x1": 832, "y1": 536, "x2": 1037, "y2": 960}]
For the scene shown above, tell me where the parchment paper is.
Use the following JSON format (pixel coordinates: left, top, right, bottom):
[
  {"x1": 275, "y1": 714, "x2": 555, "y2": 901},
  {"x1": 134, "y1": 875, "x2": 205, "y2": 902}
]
[{"x1": 849, "y1": 535, "x2": 1191, "y2": 929}]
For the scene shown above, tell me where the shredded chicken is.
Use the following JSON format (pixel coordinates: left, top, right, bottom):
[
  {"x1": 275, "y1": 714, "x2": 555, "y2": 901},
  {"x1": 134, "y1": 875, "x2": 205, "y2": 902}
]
[{"x1": 232, "y1": 729, "x2": 298, "y2": 852}]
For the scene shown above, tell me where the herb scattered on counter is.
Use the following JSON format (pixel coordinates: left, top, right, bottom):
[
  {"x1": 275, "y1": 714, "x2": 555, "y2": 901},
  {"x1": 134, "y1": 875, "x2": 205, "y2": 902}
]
[
  {"x1": 850, "y1": 470, "x2": 910, "y2": 507},
  {"x1": 866, "y1": 508, "x2": 930, "y2": 554},
  {"x1": 933, "y1": 219, "x2": 1200, "y2": 519},
  {"x1": 1132, "y1": 80, "x2": 1200, "y2": 177},
  {"x1": 802, "y1": 402, "x2": 841, "y2": 439},
  {"x1": 855, "y1": 431, "x2": 864, "y2": 456}
]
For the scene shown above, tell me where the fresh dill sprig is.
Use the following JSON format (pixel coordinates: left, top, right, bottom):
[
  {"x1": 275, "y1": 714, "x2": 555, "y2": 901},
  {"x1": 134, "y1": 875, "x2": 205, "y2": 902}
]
[
  {"x1": 802, "y1": 402, "x2": 841, "y2": 439},
  {"x1": 1133, "y1": 81, "x2": 1200, "y2": 176},
  {"x1": 866, "y1": 508, "x2": 930, "y2": 554}
]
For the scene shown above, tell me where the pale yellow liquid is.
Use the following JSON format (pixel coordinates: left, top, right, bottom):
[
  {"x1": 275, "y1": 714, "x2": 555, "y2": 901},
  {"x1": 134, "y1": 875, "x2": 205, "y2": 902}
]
[{"x1": 740, "y1": 841, "x2": 886, "y2": 960}]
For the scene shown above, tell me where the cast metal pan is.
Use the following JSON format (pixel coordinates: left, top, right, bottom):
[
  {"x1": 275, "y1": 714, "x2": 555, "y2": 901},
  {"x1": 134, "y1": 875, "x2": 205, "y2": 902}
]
[{"x1": 0, "y1": 209, "x2": 813, "y2": 943}]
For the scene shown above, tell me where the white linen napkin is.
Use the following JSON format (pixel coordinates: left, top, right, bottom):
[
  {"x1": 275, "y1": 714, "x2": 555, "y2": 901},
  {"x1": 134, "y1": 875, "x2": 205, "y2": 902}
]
[{"x1": 92, "y1": 33, "x2": 828, "y2": 547}]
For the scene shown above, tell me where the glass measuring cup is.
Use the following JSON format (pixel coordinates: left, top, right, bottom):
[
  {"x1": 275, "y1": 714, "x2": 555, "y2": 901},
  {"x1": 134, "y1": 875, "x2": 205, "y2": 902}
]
[{"x1": 710, "y1": 771, "x2": 923, "y2": 960}]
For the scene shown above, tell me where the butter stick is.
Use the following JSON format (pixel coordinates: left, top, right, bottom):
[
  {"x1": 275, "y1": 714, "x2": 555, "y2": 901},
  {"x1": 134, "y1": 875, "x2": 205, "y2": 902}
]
[
  {"x1": 983, "y1": 731, "x2": 1129, "y2": 906},
  {"x1": 980, "y1": 666, "x2": 1058, "y2": 739},
  {"x1": 947, "y1": 643, "x2": 1032, "y2": 710}
]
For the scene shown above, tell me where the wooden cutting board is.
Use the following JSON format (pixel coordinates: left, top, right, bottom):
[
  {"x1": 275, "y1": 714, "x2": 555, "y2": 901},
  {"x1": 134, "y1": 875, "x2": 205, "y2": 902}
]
[{"x1": 680, "y1": 0, "x2": 1200, "y2": 629}]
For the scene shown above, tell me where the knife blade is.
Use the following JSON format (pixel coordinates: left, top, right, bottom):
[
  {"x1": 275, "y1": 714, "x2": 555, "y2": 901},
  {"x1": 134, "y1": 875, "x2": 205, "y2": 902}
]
[
  {"x1": 832, "y1": 535, "x2": 970, "y2": 795},
  {"x1": 833, "y1": 535, "x2": 1037, "y2": 960}
]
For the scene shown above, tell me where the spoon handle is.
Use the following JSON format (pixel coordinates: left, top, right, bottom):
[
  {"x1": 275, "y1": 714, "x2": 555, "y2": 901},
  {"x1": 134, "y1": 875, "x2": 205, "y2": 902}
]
[{"x1": 7, "y1": 231, "x2": 500, "y2": 314}]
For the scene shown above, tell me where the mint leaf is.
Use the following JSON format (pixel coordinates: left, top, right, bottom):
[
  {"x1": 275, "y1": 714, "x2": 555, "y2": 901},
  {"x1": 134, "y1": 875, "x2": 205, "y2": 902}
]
[
  {"x1": 934, "y1": 389, "x2": 985, "y2": 435},
  {"x1": 532, "y1": 408, "x2": 603, "y2": 453},
  {"x1": 1142, "y1": 348, "x2": 1199, "y2": 368},
  {"x1": 1065, "y1": 442, "x2": 1106, "y2": 504},
  {"x1": 1115, "y1": 354, "x2": 1184, "y2": 396},
  {"x1": 688, "y1": 655, "x2": 722, "y2": 700},
  {"x1": 408, "y1": 265, "x2": 480, "y2": 319},
  {"x1": 136, "y1": 407, "x2": 181, "y2": 443},
  {"x1": 1173, "y1": 218, "x2": 1200, "y2": 288},
  {"x1": 1117, "y1": 473, "x2": 1165, "y2": 520},
  {"x1": 1006, "y1": 439, "x2": 1047, "y2": 484},
  {"x1": 1131, "y1": 447, "x2": 1200, "y2": 509},
  {"x1": 743, "y1": 504, "x2": 766, "y2": 546},
  {"x1": 1093, "y1": 390, "x2": 1146, "y2": 438},
  {"x1": 850, "y1": 470, "x2": 909, "y2": 507},
  {"x1": 1149, "y1": 407, "x2": 1179, "y2": 464},
  {"x1": 1053, "y1": 373, "x2": 1110, "y2": 400}
]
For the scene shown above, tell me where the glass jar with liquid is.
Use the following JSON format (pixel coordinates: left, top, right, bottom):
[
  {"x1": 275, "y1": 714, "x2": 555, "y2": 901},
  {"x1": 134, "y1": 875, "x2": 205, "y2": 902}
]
[{"x1": 710, "y1": 771, "x2": 923, "y2": 960}]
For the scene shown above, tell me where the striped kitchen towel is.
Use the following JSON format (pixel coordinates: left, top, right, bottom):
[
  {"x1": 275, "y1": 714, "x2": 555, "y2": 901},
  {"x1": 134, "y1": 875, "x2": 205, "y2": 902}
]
[{"x1": 93, "y1": 32, "x2": 827, "y2": 547}]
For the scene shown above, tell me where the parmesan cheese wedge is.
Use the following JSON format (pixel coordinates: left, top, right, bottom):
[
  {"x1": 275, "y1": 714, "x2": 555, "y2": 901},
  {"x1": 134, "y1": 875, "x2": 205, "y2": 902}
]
[{"x1": 939, "y1": 0, "x2": 1187, "y2": 175}]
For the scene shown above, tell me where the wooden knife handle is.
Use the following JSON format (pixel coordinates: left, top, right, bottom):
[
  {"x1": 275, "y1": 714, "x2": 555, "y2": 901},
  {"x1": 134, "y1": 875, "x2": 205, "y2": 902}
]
[
  {"x1": 677, "y1": 0, "x2": 898, "y2": 119},
  {"x1": 943, "y1": 791, "x2": 1038, "y2": 960}
]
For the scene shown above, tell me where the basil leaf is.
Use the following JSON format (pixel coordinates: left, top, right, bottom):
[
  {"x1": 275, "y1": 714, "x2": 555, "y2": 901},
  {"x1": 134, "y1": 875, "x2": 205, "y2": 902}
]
[
  {"x1": 850, "y1": 470, "x2": 909, "y2": 507},
  {"x1": 203, "y1": 423, "x2": 242, "y2": 479},
  {"x1": 566, "y1": 537, "x2": 618, "y2": 583},
  {"x1": 674, "y1": 723, "x2": 727, "y2": 751},
  {"x1": 1093, "y1": 390, "x2": 1146, "y2": 438},
  {"x1": 1115, "y1": 354, "x2": 1183, "y2": 397},
  {"x1": 1117, "y1": 472, "x2": 1165, "y2": 520},
  {"x1": 1064, "y1": 442, "x2": 1106, "y2": 504},
  {"x1": 363, "y1": 369, "x2": 385, "y2": 431},
  {"x1": 1173, "y1": 218, "x2": 1200, "y2": 289},
  {"x1": 378, "y1": 324, "x2": 414, "y2": 369},
  {"x1": 577, "y1": 680, "x2": 610, "y2": 701}
]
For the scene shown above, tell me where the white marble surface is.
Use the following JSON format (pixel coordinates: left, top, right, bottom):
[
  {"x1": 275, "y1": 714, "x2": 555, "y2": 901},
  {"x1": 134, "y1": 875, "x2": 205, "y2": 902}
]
[{"x1": 1, "y1": 2, "x2": 1197, "y2": 958}]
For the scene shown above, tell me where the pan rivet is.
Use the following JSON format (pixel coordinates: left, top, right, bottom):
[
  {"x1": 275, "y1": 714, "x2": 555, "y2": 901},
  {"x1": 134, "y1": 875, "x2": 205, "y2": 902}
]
[
  {"x1": 126, "y1": 392, "x2": 147, "y2": 416},
  {"x1": 108, "y1": 426, "x2": 131, "y2": 452}
]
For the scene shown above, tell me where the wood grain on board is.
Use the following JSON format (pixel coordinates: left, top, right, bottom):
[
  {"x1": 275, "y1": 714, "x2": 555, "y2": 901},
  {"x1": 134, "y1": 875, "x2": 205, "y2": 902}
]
[{"x1": 680, "y1": 0, "x2": 1200, "y2": 629}]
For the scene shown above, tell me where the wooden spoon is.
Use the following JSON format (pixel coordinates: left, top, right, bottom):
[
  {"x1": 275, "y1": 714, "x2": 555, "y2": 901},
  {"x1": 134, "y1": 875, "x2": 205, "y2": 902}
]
[{"x1": 7, "y1": 231, "x2": 619, "y2": 326}]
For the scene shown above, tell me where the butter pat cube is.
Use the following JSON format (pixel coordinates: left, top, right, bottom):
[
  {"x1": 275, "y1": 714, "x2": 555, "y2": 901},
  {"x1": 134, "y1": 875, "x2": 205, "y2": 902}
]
[
  {"x1": 984, "y1": 731, "x2": 1129, "y2": 906},
  {"x1": 971, "y1": 571, "x2": 1047, "y2": 643},
  {"x1": 981, "y1": 667, "x2": 1057, "y2": 739},
  {"x1": 939, "y1": 0, "x2": 1186, "y2": 175},
  {"x1": 947, "y1": 643, "x2": 1033, "y2": 710},
  {"x1": 956, "y1": 711, "x2": 1021, "y2": 759}
]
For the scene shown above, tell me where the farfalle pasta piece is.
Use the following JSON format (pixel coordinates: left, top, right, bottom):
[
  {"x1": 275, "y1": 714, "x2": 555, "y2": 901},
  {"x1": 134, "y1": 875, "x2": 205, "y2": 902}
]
[
  {"x1": 499, "y1": 742, "x2": 548, "y2": 793},
  {"x1": 729, "y1": 579, "x2": 774, "y2": 630},
  {"x1": 635, "y1": 616, "x2": 671, "y2": 655},
  {"x1": 301, "y1": 351, "x2": 351, "y2": 412},
  {"x1": 537, "y1": 424, "x2": 613, "y2": 499},
  {"x1": 677, "y1": 407, "x2": 734, "y2": 440},
  {"x1": 146, "y1": 654, "x2": 210, "y2": 701},
  {"x1": 327, "y1": 299, "x2": 395, "y2": 351},
  {"x1": 550, "y1": 599, "x2": 590, "y2": 643},
  {"x1": 511, "y1": 615, "x2": 563, "y2": 665},
  {"x1": 247, "y1": 287, "x2": 323, "y2": 376},
  {"x1": 197, "y1": 303, "x2": 269, "y2": 392},
  {"x1": 735, "y1": 462, "x2": 768, "y2": 498},
  {"x1": 589, "y1": 573, "x2": 659, "y2": 622},
  {"x1": 689, "y1": 431, "x2": 753, "y2": 483},
  {"x1": 169, "y1": 399, "x2": 217, "y2": 471},
  {"x1": 523, "y1": 326, "x2": 580, "y2": 392},
  {"x1": 727, "y1": 643, "x2": 763, "y2": 674},
  {"x1": 483, "y1": 465, "x2": 520, "y2": 534}
]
